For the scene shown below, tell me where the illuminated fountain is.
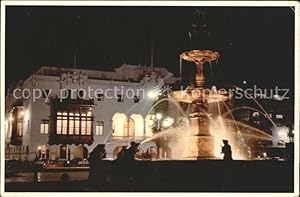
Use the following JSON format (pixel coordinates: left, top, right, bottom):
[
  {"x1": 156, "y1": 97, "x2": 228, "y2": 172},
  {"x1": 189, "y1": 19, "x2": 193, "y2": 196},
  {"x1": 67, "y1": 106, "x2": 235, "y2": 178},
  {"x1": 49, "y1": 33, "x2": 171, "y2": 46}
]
[
  {"x1": 169, "y1": 49, "x2": 227, "y2": 159},
  {"x1": 140, "y1": 49, "x2": 274, "y2": 160}
]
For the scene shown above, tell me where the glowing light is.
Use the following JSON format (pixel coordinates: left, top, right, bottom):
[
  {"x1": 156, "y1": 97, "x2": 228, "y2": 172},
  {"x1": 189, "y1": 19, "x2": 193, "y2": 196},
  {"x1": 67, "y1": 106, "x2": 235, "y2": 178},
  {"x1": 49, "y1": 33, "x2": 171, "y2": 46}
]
[
  {"x1": 243, "y1": 80, "x2": 247, "y2": 84},
  {"x1": 19, "y1": 111, "x2": 25, "y2": 116},
  {"x1": 162, "y1": 117, "x2": 174, "y2": 128},
  {"x1": 156, "y1": 113, "x2": 162, "y2": 120},
  {"x1": 273, "y1": 95, "x2": 283, "y2": 101},
  {"x1": 37, "y1": 146, "x2": 42, "y2": 150},
  {"x1": 147, "y1": 90, "x2": 159, "y2": 100},
  {"x1": 278, "y1": 130, "x2": 287, "y2": 139},
  {"x1": 263, "y1": 152, "x2": 267, "y2": 158}
]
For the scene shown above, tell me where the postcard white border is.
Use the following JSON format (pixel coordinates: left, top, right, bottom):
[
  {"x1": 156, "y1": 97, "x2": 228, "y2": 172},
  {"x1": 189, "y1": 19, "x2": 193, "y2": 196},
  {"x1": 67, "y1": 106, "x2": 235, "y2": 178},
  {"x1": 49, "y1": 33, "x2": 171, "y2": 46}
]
[{"x1": 1, "y1": 1, "x2": 299, "y2": 197}]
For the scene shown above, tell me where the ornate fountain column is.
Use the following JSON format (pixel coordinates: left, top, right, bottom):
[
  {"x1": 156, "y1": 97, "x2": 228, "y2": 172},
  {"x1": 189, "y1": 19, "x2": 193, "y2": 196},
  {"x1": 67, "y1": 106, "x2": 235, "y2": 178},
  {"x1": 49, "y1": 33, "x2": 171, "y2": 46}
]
[
  {"x1": 195, "y1": 62, "x2": 205, "y2": 87},
  {"x1": 173, "y1": 49, "x2": 224, "y2": 159}
]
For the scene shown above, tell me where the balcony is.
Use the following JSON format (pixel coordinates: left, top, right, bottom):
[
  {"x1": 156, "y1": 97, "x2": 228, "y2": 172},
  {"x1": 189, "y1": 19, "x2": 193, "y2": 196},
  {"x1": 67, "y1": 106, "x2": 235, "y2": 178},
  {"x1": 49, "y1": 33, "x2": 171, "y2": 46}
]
[{"x1": 49, "y1": 134, "x2": 93, "y2": 145}]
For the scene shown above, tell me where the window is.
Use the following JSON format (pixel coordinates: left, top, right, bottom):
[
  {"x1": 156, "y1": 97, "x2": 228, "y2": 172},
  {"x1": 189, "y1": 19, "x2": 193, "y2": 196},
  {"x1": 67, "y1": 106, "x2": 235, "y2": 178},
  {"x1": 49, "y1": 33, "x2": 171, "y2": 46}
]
[
  {"x1": 96, "y1": 121, "x2": 104, "y2": 135},
  {"x1": 81, "y1": 114, "x2": 87, "y2": 135},
  {"x1": 87, "y1": 119, "x2": 92, "y2": 135},
  {"x1": 69, "y1": 113, "x2": 74, "y2": 135},
  {"x1": 57, "y1": 112, "x2": 62, "y2": 134},
  {"x1": 62, "y1": 116, "x2": 68, "y2": 134},
  {"x1": 117, "y1": 95, "x2": 124, "y2": 102},
  {"x1": 97, "y1": 93, "x2": 104, "y2": 101},
  {"x1": 75, "y1": 115, "x2": 80, "y2": 135},
  {"x1": 134, "y1": 96, "x2": 140, "y2": 103},
  {"x1": 56, "y1": 111, "x2": 93, "y2": 135},
  {"x1": 40, "y1": 120, "x2": 49, "y2": 134}
]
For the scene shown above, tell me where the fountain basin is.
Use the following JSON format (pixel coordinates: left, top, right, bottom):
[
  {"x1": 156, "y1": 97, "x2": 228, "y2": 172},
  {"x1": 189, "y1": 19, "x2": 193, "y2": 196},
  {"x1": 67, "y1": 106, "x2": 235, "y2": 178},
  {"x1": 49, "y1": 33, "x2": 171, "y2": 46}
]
[{"x1": 180, "y1": 49, "x2": 220, "y2": 64}]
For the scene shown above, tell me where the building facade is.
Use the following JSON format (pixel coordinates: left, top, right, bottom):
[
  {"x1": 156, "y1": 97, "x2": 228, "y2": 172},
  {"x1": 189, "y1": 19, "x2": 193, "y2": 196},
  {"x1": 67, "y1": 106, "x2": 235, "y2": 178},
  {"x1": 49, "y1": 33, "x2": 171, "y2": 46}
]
[{"x1": 5, "y1": 64, "x2": 179, "y2": 161}]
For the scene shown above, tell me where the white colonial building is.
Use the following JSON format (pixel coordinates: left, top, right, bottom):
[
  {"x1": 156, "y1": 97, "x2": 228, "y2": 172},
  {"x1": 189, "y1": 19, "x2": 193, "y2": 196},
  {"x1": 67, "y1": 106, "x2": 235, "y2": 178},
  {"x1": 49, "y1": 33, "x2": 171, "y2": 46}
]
[{"x1": 5, "y1": 64, "x2": 179, "y2": 161}]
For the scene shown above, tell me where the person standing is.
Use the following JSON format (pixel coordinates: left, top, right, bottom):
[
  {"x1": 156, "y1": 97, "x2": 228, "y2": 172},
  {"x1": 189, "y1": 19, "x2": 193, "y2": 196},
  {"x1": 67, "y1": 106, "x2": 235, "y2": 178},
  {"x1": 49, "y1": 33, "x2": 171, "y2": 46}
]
[{"x1": 221, "y1": 139, "x2": 233, "y2": 161}]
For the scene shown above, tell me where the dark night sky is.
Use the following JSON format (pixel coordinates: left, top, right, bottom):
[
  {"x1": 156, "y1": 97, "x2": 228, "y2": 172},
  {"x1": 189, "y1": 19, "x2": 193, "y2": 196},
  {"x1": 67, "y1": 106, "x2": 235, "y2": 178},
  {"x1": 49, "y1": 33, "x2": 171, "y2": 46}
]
[{"x1": 5, "y1": 6, "x2": 295, "y2": 91}]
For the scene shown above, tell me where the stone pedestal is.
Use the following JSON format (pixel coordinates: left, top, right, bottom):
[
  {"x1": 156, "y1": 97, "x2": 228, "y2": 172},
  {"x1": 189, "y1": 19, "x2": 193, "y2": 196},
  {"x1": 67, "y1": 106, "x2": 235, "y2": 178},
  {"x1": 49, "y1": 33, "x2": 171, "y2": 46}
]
[
  {"x1": 184, "y1": 136, "x2": 215, "y2": 159},
  {"x1": 185, "y1": 116, "x2": 215, "y2": 159}
]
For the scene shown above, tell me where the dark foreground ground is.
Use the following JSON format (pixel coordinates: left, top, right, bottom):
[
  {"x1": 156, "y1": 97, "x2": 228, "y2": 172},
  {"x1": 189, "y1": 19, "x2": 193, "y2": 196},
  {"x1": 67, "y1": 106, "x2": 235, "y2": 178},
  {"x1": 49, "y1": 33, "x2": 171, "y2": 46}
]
[{"x1": 6, "y1": 160, "x2": 294, "y2": 192}]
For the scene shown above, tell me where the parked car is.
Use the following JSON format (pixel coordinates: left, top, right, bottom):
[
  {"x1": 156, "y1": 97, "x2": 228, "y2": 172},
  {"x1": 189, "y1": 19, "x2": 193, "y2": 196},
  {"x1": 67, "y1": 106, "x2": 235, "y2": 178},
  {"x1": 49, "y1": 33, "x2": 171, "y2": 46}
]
[
  {"x1": 78, "y1": 159, "x2": 89, "y2": 166},
  {"x1": 70, "y1": 158, "x2": 81, "y2": 167},
  {"x1": 70, "y1": 158, "x2": 89, "y2": 167},
  {"x1": 57, "y1": 158, "x2": 70, "y2": 167},
  {"x1": 35, "y1": 158, "x2": 48, "y2": 166},
  {"x1": 42, "y1": 160, "x2": 64, "y2": 168}
]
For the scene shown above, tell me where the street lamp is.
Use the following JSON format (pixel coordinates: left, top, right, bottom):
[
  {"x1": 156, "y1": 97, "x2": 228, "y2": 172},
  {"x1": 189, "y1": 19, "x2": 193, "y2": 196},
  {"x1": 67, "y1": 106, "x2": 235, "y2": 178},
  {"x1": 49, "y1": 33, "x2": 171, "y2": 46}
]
[{"x1": 156, "y1": 113, "x2": 162, "y2": 120}]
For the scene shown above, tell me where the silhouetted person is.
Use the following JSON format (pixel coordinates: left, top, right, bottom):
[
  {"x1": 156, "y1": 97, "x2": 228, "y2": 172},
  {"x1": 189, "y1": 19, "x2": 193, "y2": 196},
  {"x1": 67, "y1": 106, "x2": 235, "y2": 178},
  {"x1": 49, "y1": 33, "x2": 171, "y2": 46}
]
[
  {"x1": 116, "y1": 146, "x2": 127, "y2": 161},
  {"x1": 124, "y1": 142, "x2": 139, "y2": 161},
  {"x1": 33, "y1": 155, "x2": 39, "y2": 182},
  {"x1": 88, "y1": 144, "x2": 107, "y2": 184},
  {"x1": 221, "y1": 139, "x2": 232, "y2": 161},
  {"x1": 115, "y1": 142, "x2": 139, "y2": 185}
]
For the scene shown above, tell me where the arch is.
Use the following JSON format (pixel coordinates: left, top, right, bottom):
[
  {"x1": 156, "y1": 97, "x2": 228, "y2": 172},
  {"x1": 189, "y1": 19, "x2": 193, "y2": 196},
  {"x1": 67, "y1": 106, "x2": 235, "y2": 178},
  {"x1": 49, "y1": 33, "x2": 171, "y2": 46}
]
[
  {"x1": 41, "y1": 145, "x2": 50, "y2": 159},
  {"x1": 55, "y1": 145, "x2": 70, "y2": 160},
  {"x1": 123, "y1": 118, "x2": 135, "y2": 137},
  {"x1": 130, "y1": 114, "x2": 144, "y2": 137},
  {"x1": 112, "y1": 113, "x2": 127, "y2": 136},
  {"x1": 74, "y1": 145, "x2": 88, "y2": 159}
]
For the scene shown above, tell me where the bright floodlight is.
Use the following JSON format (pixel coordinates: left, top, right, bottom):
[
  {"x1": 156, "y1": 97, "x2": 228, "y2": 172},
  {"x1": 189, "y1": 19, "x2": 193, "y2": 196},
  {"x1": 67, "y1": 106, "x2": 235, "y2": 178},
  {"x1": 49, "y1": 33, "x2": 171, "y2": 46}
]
[
  {"x1": 277, "y1": 127, "x2": 289, "y2": 142},
  {"x1": 156, "y1": 113, "x2": 162, "y2": 120},
  {"x1": 273, "y1": 95, "x2": 283, "y2": 101},
  {"x1": 147, "y1": 90, "x2": 159, "y2": 99},
  {"x1": 162, "y1": 117, "x2": 174, "y2": 128}
]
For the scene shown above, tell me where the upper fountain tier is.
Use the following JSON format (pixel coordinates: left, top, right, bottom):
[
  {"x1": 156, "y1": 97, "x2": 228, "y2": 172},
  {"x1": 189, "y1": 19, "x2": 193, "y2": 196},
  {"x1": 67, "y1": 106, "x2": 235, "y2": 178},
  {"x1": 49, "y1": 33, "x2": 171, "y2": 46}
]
[
  {"x1": 180, "y1": 49, "x2": 220, "y2": 64},
  {"x1": 177, "y1": 49, "x2": 227, "y2": 104},
  {"x1": 180, "y1": 50, "x2": 220, "y2": 87}
]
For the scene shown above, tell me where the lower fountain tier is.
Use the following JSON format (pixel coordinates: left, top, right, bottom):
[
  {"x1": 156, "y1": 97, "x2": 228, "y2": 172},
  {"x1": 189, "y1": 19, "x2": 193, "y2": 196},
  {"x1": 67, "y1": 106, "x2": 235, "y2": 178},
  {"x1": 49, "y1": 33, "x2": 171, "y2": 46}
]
[{"x1": 184, "y1": 136, "x2": 215, "y2": 159}]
